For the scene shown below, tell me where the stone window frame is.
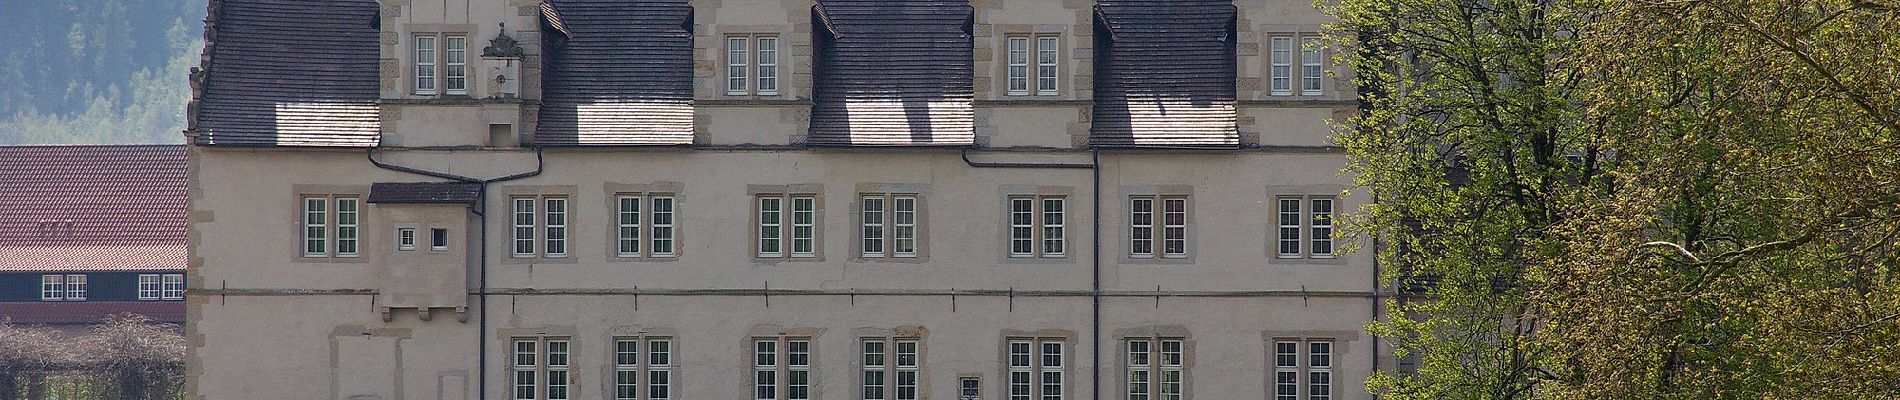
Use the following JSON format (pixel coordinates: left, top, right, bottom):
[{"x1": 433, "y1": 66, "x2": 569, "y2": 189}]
[
  {"x1": 1116, "y1": 326, "x2": 1193, "y2": 400},
  {"x1": 999, "y1": 185, "x2": 1076, "y2": 264},
  {"x1": 499, "y1": 185, "x2": 580, "y2": 265},
  {"x1": 853, "y1": 183, "x2": 932, "y2": 263},
  {"x1": 1265, "y1": 185, "x2": 1348, "y2": 265},
  {"x1": 992, "y1": 27, "x2": 1072, "y2": 98},
  {"x1": 1260, "y1": 28, "x2": 1330, "y2": 99},
  {"x1": 726, "y1": 33, "x2": 783, "y2": 96},
  {"x1": 509, "y1": 335, "x2": 574, "y2": 400},
  {"x1": 602, "y1": 326, "x2": 679, "y2": 400},
  {"x1": 1260, "y1": 330, "x2": 1359, "y2": 400},
  {"x1": 749, "y1": 184, "x2": 826, "y2": 263},
  {"x1": 747, "y1": 325, "x2": 825, "y2": 400},
  {"x1": 999, "y1": 330, "x2": 1075, "y2": 400},
  {"x1": 855, "y1": 327, "x2": 929, "y2": 400},
  {"x1": 603, "y1": 182, "x2": 686, "y2": 262},
  {"x1": 291, "y1": 185, "x2": 369, "y2": 263},
  {"x1": 1119, "y1": 185, "x2": 1196, "y2": 265}
]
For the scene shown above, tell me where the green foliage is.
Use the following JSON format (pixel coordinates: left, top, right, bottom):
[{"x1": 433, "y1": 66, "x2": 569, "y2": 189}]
[
  {"x1": 1326, "y1": 0, "x2": 1900, "y2": 398},
  {"x1": 0, "y1": 0, "x2": 204, "y2": 144}
]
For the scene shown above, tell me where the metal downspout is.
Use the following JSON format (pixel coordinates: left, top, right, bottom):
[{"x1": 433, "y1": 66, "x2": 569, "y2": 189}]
[{"x1": 367, "y1": 147, "x2": 545, "y2": 400}]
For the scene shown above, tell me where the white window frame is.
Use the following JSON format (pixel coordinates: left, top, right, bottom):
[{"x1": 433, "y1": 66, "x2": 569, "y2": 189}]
[
  {"x1": 138, "y1": 274, "x2": 163, "y2": 300},
  {"x1": 1300, "y1": 36, "x2": 1323, "y2": 96},
  {"x1": 41, "y1": 274, "x2": 64, "y2": 301},
  {"x1": 445, "y1": 35, "x2": 468, "y2": 95},
  {"x1": 759, "y1": 196, "x2": 784, "y2": 257},
  {"x1": 398, "y1": 227, "x2": 417, "y2": 251},
  {"x1": 63, "y1": 274, "x2": 86, "y2": 301},
  {"x1": 544, "y1": 198, "x2": 568, "y2": 258},
  {"x1": 1008, "y1": 338, "x2": 1066, "y2": 400},
  {"x1": 1129, "y1": 196, "x2": 1188, "y2": 258},
  {"x1": 756, "y1": 337, "x2": 814, "y2": 400},
  {"x1": 1006, "y1": 35, "x2": 1060, "y2": 96},
  {"x1": 728, "y1": 35, "x2": 780, "y2": 95},
  {"x1": 757, "y1": 36, "x2": 779, "y2": 94},
  {"x1": 615, "y1": 193, "x2": 679, "y2": 259},
  {"x1": 1273, "y1": 339, "x2": 1333, "y2": 400},
  {"x1": 862, "y1": 338, "x2": 922, "y2": 400},
  {"x1": 1277, "y1": 196, "x2": 1337, "y2": 259},
  {"x1": 303, "y1": 197, "x2": 328, "y2": 257},
  {"x1": 615, "y1": 337, "x2": 674, "y2": 400},
  {"x1": 650, "y1": 196, "x2": 676, "y2": 257},
  {"x1": 432, "y1": 228, "x2": 450, "y2": 251},
  {"x1": 1007, "y1": 37, "x2": 1030, "y2": 95},
  {"x1": 513, "y1": 198, "x2": 537, "y2": 258},
  {"x1": 510, "y1": 196, "x2": 571, "y2": 259},
  {"x1": 1125, "y1": 339, "x2": 1184, "y2": 400},
  {"x1": 416, "y1": 35, "x2": 438, "y2": 95},
  {"x1": 302, "y1": 195, "x2": 358, "y2": 258},
  {"x1": 1269, "y1": 35, "x2": 1293, "y2": 96},
  {"x1": 161, "y1": 274, "x2": 185, "y2": 300},
  {"x1": 1008, "y1": 196, "x2": 1066, "y2": 258},
  {"x1": 862, "y1": 196, "x2": 886, "y2": 258},
  {"x1": 335, "y1": 198, "x2": 359, "y2": 257},
  {"x1": 512, "y1": 337, "x2": 571, "y2": 400},
  {"x1": 757, "y1": 194, "x2": 818, "y2": 259},
  {"x1": 1036, "y1": 36, "x2": 1059, "y2": 94},
  {"x1": 861, "y1": 194, "x2": 921, "y2": 258}
]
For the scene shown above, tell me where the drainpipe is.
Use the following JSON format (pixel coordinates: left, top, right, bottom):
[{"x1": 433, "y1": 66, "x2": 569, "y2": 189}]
[
  {"x1": 368, "y1": 147, "x2": 544, "y2": 400},
  {"x1": 960, "y1": 148, "x2": 1101, "y2": 400}
]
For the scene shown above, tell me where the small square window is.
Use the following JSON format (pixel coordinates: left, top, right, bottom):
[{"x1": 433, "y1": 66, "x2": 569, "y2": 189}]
[
  {"x1": 397, "y1": 228, "x2": 417, "y2": 251},
  {"x1": 432, "y1": 228, "x2": 449, "y2": 251}
]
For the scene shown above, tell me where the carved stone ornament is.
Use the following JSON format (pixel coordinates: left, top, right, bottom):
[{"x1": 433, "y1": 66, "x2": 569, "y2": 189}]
[{"x1": 482, "y1": 25, "x2": 525, "y2": 58}]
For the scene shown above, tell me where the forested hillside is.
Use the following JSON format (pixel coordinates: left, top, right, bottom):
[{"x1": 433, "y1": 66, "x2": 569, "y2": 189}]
[{"x1": 0, "y1": 0, "x2": 205, "y2": 144}]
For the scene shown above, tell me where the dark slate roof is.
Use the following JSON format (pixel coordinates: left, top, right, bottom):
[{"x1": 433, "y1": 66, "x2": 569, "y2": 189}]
[
  {"x1": 0, "y1": 145, "x2": 187, "y2": 272},
  {"x1": 196, "y1": 0, "x2": 383, "y2": 147},
  {"x1": 368, "y1": 182, "x2": 483, "y2": 204},
  {"x1": 809, "y1": 0, "x2": 975, "y2": 146},
  {"x1": 1092, "y1": 0, "x2": 1239, "y2": 148},
  {"x1": 535, "y1": 0, "x2": 696, "y2": 146}
]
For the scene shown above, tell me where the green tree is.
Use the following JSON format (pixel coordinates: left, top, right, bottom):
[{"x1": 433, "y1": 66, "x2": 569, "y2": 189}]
[{"x1": 1327, "y1": 0, "x2": 1900, "y2": 398}]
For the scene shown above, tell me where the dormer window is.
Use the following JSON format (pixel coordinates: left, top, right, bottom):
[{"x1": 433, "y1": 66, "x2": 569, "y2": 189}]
[{"x1": 415, "y1": 34, "x2": 469, "y2": 95}]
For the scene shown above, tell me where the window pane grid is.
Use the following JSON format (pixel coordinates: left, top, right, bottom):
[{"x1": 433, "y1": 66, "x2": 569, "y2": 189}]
[
  {"x1": 1037, "y1": 36, "x2": 1059, "y2": 94},
  {"x1": 1162, "y1": 198, "x2": 1187, "y2": 257},
  {"x1": 1130, "y1": 198, "x2": 1154, "y2": 257},
  {"x1": 1311, "y1": 199, "x2": 1335, "y2": 257},
  {"x1": 335, "y1": 198, "x2": 358, "y2": 256},
  {"x1": 1278, "y1": 199, "x2": 1303, "y2": 257},
  {"x1": 759, "y1": 197, "x2": 783, "y2": 257},
  {"x1": 139, "y1": 274, "x2": 162, "y2": 300},
  {"x1": 791, "y1": 197, "x2": 816, "y2": 257},
  {"x1": 1300, "y1": 37, "x2": 1323, "y2": 94},
  {"x1": 513, "y1": 198, "x2": 536, "y2": 257},
  {"x1": 1008, "y1": 341, "x2": 1033, "y2": 400},
  {"x1": 893, "y1": 196, "x2": 917, "y2": 257},
  {"x1": 1269, "y1": 36, "x2": 1292, "y2": 95},
  {"x1": 757, "y1": 37, "x2": 779, "y2": 94},
  {"x1": 729, "y1": 37, "x2": 749, "y2": 93},
  {"x1": 1010, "y1": 198, "x2": 1035, "y2": 257},
  {"x1": 1007, "y1": 37, "x2": 1030, "y2": 94},
  {"x1": 162, "y1": 274, "x2": 185, "y2": 300},
  {"x1": 415, "y1": 35, "x2": 437, "y2": 93},
  {"x1": 1041, "y1": 198, "x2": 1065, "y2": 257},
  {"x1": 651, "y1": 197, "x2": 676, "y2": 256},
  {"x1": 41, "y1": 275, "x2": 62, "y2": 301},
  {"x1": 862, "y1": 196, "x2": 886, "y2": 257},
  {"x1": 544, "y1": 198, "x2": 568, "y2": 257},
  {"x1": 788, "y1": 340, "x2": 811, "y2": 400},
  {"x1": 445, "y1": 36, "x2": 467, "y2": 93},
  {"x1": 618, "y1": 196, "x2": 642, "y2": 256},
  {"x1": 303, "y1": 197, "x2": 327, "y2": 256},
  {"x1": 863, "y1": 340, "x2": 886, "y2": 400}
]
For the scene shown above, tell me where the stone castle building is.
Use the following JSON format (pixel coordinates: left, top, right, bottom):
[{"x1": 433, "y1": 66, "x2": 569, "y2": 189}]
[{"x1": 186, "y1": 0, "x2": 1383, "y2": 399}]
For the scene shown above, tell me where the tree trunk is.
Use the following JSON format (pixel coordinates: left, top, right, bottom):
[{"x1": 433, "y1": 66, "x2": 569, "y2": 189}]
[{"x1": 0, "y1": 375, "x2": 18, "y2": 400}]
